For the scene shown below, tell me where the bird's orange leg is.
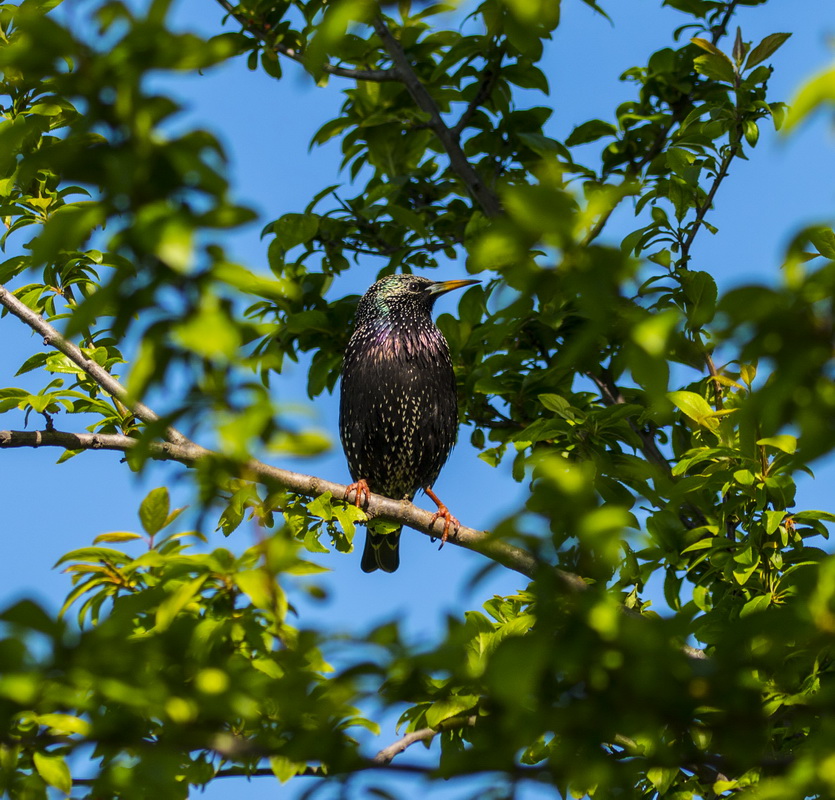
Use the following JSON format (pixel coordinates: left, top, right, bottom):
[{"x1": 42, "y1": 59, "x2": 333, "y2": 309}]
[
  {"x1": 425, "y1": 486, "x2": 460, "y2": 548},
  {"x1": 345, "y1": 479, "x2": 371, "y2": 509}
]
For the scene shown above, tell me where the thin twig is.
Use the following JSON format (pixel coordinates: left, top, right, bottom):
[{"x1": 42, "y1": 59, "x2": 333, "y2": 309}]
[
  {"x1": 214, "y1": 0, "x2": 399, "y2": 83},
  {"x1": 704, "y1": 352, "x2": 725, "y2": 410},
  {"x1": 584, "y1": 0, "x2": 742, "y2": 246},
  {"x1": 451, "y1": 56, "x2": 503, "y2": 139},
  {"x1": 677, "y1": 144, "x2": 737, "y2": 266},
  {"x1": 711, "y1": 0, "x2": 741, "y2": 45},
  {"x1": 374, "y1": 714, "x2": 478, "y2": 765},
  {"x1": 585, "y1": 370, "x2": 671, "y2": 475}
]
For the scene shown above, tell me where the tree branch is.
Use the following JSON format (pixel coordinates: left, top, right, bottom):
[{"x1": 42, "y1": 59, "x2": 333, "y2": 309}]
[
  {"x1": 0, "y1": 284, "x2": 189, "y2": 447},
  {"x1": 371, "y1": 16, "x2": 503, "y2": 218},
  {"x1": 0, "y1": 427, "x2": 573, "y2": 586},
  {"x1": 585, "y1": 370, "x2": 671, "y2": 475},
  {"x1": 711, "y1": 1, "x2": 741, "y2": 45},
  {"x1": 451, "y1": 57, "x2": 502, "y2": 139},
  {"x1": 705, "y1": 352, "x2": 725, "y2": 410},
  {"x1": 583, "y1": 0, "x2": 742, "y2": 246},
  {"x1": 678, "y1": 142, "x2": 738, "y2": 267},
  {"x1": 0, "y1": 426, "x2": 707, "y2": 660},
  {"x1": 214, "y1": 0, "x2": 399, "y2": 83},
  {"x1": 373, "y1": 714, "x2": 477, "y2": 765},
  {"x1": 585, "y1": 370, "x2": 709, "y2": 530}
]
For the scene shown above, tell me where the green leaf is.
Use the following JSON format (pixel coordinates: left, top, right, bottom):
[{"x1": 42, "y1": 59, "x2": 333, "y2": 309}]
[
  {"x1": 275, "y1": 213, "x2": 319, "y2": 249},
  {"x1": 682, "y1": 270, "x2": 717, "y2": 328},
  {"x1": 740, "y1": 594, "x2": 772, "y2": 617},
  {"x1": 234, "y1": 569, "x2": 277, "y2": 612},
  {"x1": 632, "y1": 309, "x2": 679, "y2": 356},
  {"x1": 538, "y1": 393, "x2": 571, "y2": 414},
  {"x1": 808, "y1": 227, "x2": 835, "y2": 259},
  {"x1": 269, "y1": 755, "x2": 308, "y2": 783},
  {"x1": 647, "y1": 766, "x2": 679, "y2": 794},
  {"x1": 690, "y1": 37, "x2": 728, "y2": 59},
  {"x1": 785, "y1": 66, "x2": 835, "y2": 131},
  {"x1": 93, "y1": 531, "x2": 144, "y2": 544},
  {"x1": 425, "y1": 695, "x2": 479, "y2": 728},
  {"x1": 139, "y1": 487, "x2": 170, "y2": 536},
  {"x1": 35, "y1": 713, "x2": 91, "y2": 737},
  {"x1": 333, "y1": 503, "x2": 366, "y2": 538},
  {"x1": 757, "y1": 435, "x2": 797, "y2": 454},
  {"x1": 668, "y1": 391, "x2": 717, "y2": 431},
  {"x1": 694, "y1": 53, "x2": 736, "y2": 84},
  {"x1": 172, "y1": 296, "x2": 242, "y2": 362},
  {"x1": 745, "y1": 33, "x2": 791, "y2": 70},
  {"x1": 565, "y1": 119, "x2": 617, "y2": 147},
  {"x1": 502, "y1": 63, "x2": 549, "y2": 93},
  {"x1": 764, "y1": 510, "x2": 785, "y2": 535},
  {"x1": 155, "y1": 576, "x2": 208, "y2": 631},
  {"x1": 307, "y1": 492, "x2": 335, "y2": 520},
  {"x1": 793, "y1": 510, "x2": 835, "y2": 523},
  {"x1": 33, "y1": 752, "x2": 72, "y2": 794}
]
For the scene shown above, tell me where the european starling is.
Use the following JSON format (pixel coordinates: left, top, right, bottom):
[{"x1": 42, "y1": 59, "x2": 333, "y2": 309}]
[{"x1": 339, "y1": 274, "x2": 478, "y2": 573}]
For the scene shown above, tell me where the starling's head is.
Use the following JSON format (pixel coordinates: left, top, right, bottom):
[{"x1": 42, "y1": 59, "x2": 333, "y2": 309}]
[{"x1": 357, "y1": 274, "x2": 479, "y2": 322}]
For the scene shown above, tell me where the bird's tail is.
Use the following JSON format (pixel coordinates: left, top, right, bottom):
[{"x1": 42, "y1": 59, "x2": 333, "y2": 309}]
[{"x1": 361, "y1": 528, "x2": 401, "y2": 573}]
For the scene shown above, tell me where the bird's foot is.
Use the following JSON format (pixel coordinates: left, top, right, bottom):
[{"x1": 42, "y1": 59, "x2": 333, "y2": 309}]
[
  {"x1": 345, "y1": 479, "x2": 371, "y2": 509},
  {"x1": 425, "y1": 487, "x2": 460, "y2": 549},
  {"x1": 429, "y1": 505, "x2": 460, "y2": 548}
]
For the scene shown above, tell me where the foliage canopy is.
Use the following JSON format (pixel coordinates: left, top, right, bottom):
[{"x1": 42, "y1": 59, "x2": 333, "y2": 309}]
[{"x1": 1, "y1": 0, "x2": 835, "y2": 797}]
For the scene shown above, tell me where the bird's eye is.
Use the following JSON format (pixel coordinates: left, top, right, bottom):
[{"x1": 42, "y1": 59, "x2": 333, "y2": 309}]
[{"x1": 409, "y1": 281, "x2": 422, "y2": 292}]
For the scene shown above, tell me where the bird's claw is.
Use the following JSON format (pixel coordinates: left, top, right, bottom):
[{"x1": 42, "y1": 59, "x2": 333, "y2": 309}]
[
  {"x1": 429, "y1": 504, "x2": 460, "y2": 549},
  {"x1": 345, "y1": 479, "x2": 371, "y2": 509}
]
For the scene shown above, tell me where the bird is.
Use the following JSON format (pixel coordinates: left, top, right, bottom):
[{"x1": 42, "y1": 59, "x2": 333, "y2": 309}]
[{"x1": 339, "y1": 274, "x2": 479, "y2": 573}]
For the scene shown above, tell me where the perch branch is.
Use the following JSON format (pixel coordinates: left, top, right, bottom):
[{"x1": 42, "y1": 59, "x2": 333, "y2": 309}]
[
  {"x1": 0, "y1": 427, "x2": 566, "y2": 586},
  {"x1": 0, "y1": 426, "x2": 708, "y2": 658}
]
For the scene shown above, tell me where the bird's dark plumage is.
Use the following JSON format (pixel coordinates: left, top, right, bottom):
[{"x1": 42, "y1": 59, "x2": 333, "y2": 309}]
[{"x1": 339, "y1": 274, "x2": 477, "y2": 573}]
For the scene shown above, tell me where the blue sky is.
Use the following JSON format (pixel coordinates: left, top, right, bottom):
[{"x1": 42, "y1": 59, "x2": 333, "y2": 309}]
[{"x1": 1, "y1": 0, "x2": 834, "y2": 797}]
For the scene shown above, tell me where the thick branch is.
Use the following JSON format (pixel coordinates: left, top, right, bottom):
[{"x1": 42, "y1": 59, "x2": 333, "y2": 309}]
[
  {"x1": 372, "y1": 16, "x2": 503, "y2": 218},
  {"x1": 214, "y1": 0, "x2": 399, "y2": 82},
  {"x1": 0, "y1": 427, "x2": 571, "y2": 586},
  {"x1": 0, "y1": 427, "x2": 708, "y2": 659},
  {"x1": 0, "y1": 284, "x2": 188, "y2": 447}
]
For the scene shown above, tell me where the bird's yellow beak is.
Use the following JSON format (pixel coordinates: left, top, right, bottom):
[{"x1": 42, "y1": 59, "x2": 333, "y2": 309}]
[{"x1": 427, "y1": 278, "x2": 480, "y2": 296}]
